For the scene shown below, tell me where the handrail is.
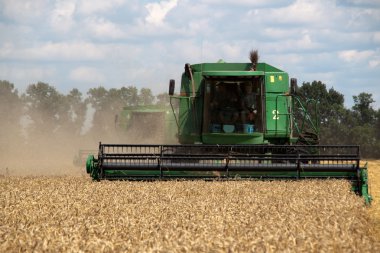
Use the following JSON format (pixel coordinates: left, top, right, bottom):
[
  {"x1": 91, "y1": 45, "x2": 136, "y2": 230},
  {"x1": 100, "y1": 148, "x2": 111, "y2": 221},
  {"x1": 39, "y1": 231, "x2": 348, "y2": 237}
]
[{"x1": 291, "y1": 95, "x2": 319, "y2": 137}]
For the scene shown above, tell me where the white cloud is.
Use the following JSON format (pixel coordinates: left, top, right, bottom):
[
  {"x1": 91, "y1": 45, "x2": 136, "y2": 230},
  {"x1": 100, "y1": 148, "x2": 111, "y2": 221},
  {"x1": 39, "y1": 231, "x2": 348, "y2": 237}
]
[
  {"x1": 69, "y1": 66, "x2": 105, "y2": 83},
  {"x1": 0, "y1": 0, "x2": 379, "y2": 109},
  {"x1": 77, "y1": 0, "x2": 126, "y2": 15},
  {"x1": 0, "y1": 0, "x2": 48, "y2": 23},
  {"x1": 254, "y1": 31, "x2": 321, "y2": 54},
  {"x1": 199, "y1": 0, "x2": 292, "y2": 7},
  {"x1": 0, "y1": 63, "x2": 56, "y2": 91},
  {"x1": 0, "y1": 42, "x2": 14, "y2": 57},
  {"x1": 373, "y1": 32, "x2": 380, "y2": 43},
  {"x1": 169, "y1": 39, "x2": 207, "y2": 62},
  {"x1": 219, "y1": 43, "x2": 243, "y2": 60},
  {"x1": 0, "y1": 41, "x2": 105, "y2": 61},
  {"x1": 338, "y1": 50, "x2": 374, "y2": 62},
  {"x1": 83, "y1": 17, "x2": 125, "y2": 39},
  {"x1": 262, "y1": 28, "x2": 298, "y2": 39},
  {"x1": 269, "y1": 1, "x2": 333, "y2": 27},
  {"x1": 369, "y1": 60, "x2": 380, "y2": 68},
  {"x1": 50, "y1": 0, "x2": 76, "y2": 33},
  {"x1": 265, "y1": 53, "x2": 304, "y2": 67},
  {"x1": 339, "y1": 0, "x2": 380, "y2": 7},
  {"x1": 145, "y1": 0, "x2": 178, "y2": 26}
]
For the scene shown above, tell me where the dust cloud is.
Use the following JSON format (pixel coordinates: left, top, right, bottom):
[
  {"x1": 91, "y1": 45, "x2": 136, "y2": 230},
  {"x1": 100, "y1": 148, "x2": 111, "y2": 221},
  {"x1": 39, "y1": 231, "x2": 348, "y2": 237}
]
[{"x1": 0, "y1": 110, "x2": 176, "y2": 177}]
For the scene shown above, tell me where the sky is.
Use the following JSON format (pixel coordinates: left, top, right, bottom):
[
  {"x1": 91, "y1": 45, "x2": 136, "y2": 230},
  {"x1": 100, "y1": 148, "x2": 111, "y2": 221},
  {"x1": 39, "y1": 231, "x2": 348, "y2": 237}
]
[{"x1": 0, "y1": 0, "x2": 379, "y2": 108}]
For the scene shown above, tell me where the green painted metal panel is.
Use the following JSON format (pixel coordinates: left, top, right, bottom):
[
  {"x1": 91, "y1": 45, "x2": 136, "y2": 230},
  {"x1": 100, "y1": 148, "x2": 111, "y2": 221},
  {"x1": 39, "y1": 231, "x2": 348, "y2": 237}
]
[
  {"x1": 180, "y1": 73, "x2": 192, "y2": 95},
  {"x1": 202, "y1": 70, "x2": 265, "y2": 77},
  {"x1": 177, "y1": 97, "x2": 202, "y2": 144},
  {"x1": 265, "y1": 94, "x2": 291, "y2": 137},
  {"x1": 163, "y1": 110, "x2": 178, "y2": 144},
  {"x1": 178, "y1": 70, "x2": 204, "y2": 144},
  {"x1": 191, "y1": 63, "x2": 252, "y2": 72},
  {"x1": 190, "y1": 62, "x2": 284, "y2": 73},
  {"x1": 265, "y1": 72, "x2": 289, "y2": 93},
  {"x1": 202, "y1": 132, "x2": 264, "y2": 144}
]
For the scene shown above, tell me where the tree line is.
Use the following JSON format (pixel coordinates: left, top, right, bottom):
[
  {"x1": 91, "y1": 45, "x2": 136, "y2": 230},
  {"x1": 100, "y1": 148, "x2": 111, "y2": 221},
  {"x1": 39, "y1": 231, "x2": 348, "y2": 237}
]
[
  {"x1": 0, "y1": 80, "x2": 170, "y2": 152},
  {"x1": 0, "y1": 79, "x2": 379, "y2": 158},
  {"x1": 298, "y1": 81, "x2": 380, "y2": 158}
]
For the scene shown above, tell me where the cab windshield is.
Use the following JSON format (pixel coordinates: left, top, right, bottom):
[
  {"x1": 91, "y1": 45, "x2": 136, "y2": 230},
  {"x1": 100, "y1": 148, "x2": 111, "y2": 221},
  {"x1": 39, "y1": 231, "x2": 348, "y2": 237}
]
[{"x1": 203, "y1": 76, "x2": 263, "y2": 134}]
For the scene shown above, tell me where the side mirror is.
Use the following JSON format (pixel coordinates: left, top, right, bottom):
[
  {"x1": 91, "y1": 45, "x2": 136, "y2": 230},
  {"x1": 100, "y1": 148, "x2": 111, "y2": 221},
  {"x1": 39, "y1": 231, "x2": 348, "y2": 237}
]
[
  {"x1": 290, "y1": 78, "x2": 298, "y2": 95},
  {"x1": 169, "y1": 79, "x2": 175, "y2": 96}
]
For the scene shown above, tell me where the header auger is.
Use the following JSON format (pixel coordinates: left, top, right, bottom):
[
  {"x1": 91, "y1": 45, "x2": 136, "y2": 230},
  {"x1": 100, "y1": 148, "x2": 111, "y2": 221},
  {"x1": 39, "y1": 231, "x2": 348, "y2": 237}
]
[{"x1": 85, "y1": 51, "x2": 371, "y2": 204}]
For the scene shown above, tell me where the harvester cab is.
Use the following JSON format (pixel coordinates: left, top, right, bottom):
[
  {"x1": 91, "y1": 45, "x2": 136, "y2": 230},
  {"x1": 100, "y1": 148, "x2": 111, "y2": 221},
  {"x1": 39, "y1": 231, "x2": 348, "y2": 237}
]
[
  {"x1": 85, "y1": 53, "x2": 371, "y2": 204},
  {"x1": 119, "y1": 105, "x2": 177, "y2": 144},
  {"x1": 168, "y1": 61, "x2": 319, "y2": 147}
]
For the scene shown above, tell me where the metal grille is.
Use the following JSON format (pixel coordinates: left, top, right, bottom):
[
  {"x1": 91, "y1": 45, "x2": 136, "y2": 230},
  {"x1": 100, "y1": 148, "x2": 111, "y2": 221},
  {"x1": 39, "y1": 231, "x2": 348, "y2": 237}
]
[{"x1": 98, "y1": 144, "x2": 360, "y2": 174}]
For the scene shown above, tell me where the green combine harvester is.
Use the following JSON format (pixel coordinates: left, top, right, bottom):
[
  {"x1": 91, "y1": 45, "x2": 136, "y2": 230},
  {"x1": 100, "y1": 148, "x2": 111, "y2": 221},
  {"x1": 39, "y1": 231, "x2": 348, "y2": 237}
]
[
  {"x1": 86, "y1": 51, "x2": 371, "y2": 204},
  {"x1": 73, "y1": 106, "x2": 176, "y2": 166},
  {"x1": 118, "y1": 105, "x2": 177, "y2": 144}
]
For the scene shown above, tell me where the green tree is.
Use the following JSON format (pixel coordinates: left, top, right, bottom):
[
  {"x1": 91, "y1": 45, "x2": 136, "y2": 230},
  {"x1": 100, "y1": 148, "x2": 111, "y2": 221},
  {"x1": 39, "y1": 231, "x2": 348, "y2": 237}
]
[
  {"x1": 64, "y1": 88, "x2": 86, "y2": 136},
  {"x1": 86, "y1": 86, "x2": 108, "y2": 111},
  {"x1": 375, "y1": 109, "x2": 380, "y2": 158},
  {"x1": 352, "y1": 93, "x2": 376, "y2": 125},
  {"x1": 138, "y1": 88, "x2": 154, "y2": 105},
  {"x1": 124, "y1": 86, "x2": 139, "y2": 106},
  {"x1": 0, "y1": 80, "x2": 23, "y2": 148},
  {"x1": 108, "y1": 88, "x2": 125, "y2": 111},
  {"x1": 85, "y1": 86, "x2": 111, "y2": 135},
  {"x1": 297, "y1": 81, "x2": 348, "y2": 145},
  {"x1": 85, "y1": 86, "x2": 140, "y2": 137},
  {"x1": 0, "y1": 80, "x2": 22, "y2": 122},
  {"x1": 23, "y1": 82, "x2": 68, "y2": 137},
  {"x1": 348, "y1": 93, "x2": 378, "y2": 158},
  {"x1": 156, "y1": 92, "x2": 170, "y2": 106},
  {"x1": 298, "y1": 81, "x2": 345, "y2": 125}
]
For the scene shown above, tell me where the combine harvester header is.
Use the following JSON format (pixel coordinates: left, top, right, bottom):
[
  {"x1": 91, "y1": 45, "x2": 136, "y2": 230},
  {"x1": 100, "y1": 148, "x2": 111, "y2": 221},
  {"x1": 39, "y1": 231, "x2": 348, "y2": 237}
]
[{"x1": 86, "y1": 51, "x2": 371, "y2": 204}]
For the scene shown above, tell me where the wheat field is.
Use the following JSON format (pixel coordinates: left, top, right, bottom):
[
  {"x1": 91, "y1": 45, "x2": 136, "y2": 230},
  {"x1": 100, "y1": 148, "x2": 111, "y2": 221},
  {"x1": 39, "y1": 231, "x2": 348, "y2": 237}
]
[
  {"x1": 1, "y1": 169, "x2": 380, "y2": 252},
  {"x1": 367, "y1": 160, "x2": 380, "y2": 241}
]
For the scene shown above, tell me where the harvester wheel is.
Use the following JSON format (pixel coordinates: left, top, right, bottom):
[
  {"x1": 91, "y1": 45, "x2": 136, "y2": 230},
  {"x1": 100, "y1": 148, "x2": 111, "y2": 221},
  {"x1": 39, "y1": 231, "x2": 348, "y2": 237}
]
[
  {"x1": 86, "y1": 155, "x2": 100, "y2": 181},
  {"x1": 86, "y1": 155, "x2": 95, "y2": 174}
]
